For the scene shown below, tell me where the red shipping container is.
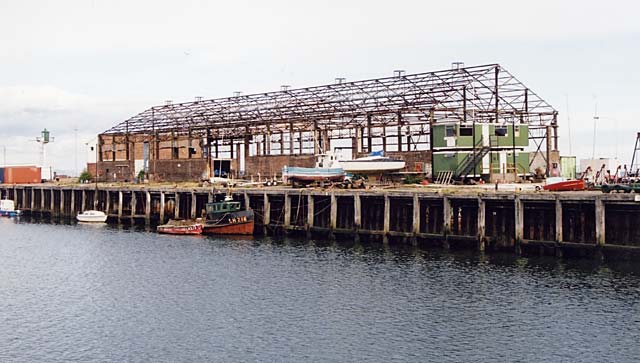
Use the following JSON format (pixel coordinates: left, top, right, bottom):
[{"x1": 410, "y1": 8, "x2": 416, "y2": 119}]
[{"x1": 4, "y1": 166, "x2": 41, "y2": 184}]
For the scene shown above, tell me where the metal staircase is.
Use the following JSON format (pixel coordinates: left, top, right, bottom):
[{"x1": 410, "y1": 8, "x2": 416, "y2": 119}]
[{"x1": 454, "y1": 138, "x2": 491, "y2": 179}]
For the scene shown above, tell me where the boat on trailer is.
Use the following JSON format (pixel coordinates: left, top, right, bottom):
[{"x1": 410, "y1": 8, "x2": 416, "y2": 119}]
[
  {"x1": 282, "y1": 153, "x2": 346, "y2": 185},
  {"x1": 202, "y1": 195, "x2": 254, "y2": 235},
  {"x1": 157, "y1": 219, "x2": 203, "y2": 235},
  {"x1": 340, "y1": 151, "x2": 406, "y2": 174}
]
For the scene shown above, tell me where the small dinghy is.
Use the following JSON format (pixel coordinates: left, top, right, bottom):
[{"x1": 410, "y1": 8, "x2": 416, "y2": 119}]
[{"x1": 157, "y1": 219, "x2": 203, "y2": 235}]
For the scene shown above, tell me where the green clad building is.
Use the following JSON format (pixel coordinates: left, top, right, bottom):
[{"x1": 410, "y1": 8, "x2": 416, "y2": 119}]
[{"x1": 432, "y1": 122, "x2": 530, "y2": 182}]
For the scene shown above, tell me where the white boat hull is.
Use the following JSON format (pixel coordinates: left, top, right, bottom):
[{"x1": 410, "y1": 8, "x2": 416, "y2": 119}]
[
  {"x1": 340, "y1": 160, "x2": 406, "y2": 173},
  {"x1": 76, "y1": 210, "x2": 108, "y2": 223}
]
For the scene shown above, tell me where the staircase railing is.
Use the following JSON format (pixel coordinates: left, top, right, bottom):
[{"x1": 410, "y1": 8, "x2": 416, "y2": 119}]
[{"x1": 454, "y1": 138, "x2": 489, "y2": 179}]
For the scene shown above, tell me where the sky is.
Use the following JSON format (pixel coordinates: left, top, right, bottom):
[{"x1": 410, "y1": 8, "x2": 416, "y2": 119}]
[{"x1": 1, "y1": 0, "x2": 639, "y2": 175}]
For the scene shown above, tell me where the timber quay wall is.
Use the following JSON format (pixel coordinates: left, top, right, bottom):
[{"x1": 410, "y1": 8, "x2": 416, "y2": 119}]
[{"x1": 2, "y1": 184, "x2": 640, "y2": 260}]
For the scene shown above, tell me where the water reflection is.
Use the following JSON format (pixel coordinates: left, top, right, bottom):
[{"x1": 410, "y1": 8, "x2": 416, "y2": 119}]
[{"x1": 1, "y1": 217, "x2": 639, "y2": 362}]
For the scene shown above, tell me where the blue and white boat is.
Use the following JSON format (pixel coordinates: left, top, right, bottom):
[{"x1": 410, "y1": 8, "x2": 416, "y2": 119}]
[
  {"x1": 0, "y1": 199, "x2": 22, "y2": 217},
  {"x1": 282, "y1": 153, "x2": 345, "y2": 184}
]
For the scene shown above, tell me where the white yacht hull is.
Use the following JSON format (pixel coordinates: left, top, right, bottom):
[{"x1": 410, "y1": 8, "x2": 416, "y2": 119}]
[{"x1": 340, "y1": 160, "x2": 406, "y2": 173}]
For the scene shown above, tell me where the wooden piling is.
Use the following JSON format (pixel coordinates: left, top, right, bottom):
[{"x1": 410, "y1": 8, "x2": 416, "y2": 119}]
[
  {"x1": 159, "y1": 191, "x2": 165, "y2": 224},
  {"x1": 145, "y1": 191, "x2": 151, "y2": 226},
  {"x1": 595, "y1": 196, "x2": 605, "y2": 246},
  {"x1": 307, "y1": 194, "x2": 314, "y2": 238},
  {"x1": 191, "y1": 192, "x2": 197, "y2": 219},
  {"x1": 131, "y1": 191, "x2": 136, "y2": 220},
  {"x1": 555, "y1": 198, "x2": 562, "y2": 242},
  {"x1": 412, "y1": 194, "x2": 420, "y2": 245},
  {"x1": 263, "y1": 192, "x2": 270, "y2": 235},
  {"x1": 514, "y1": 196, "x2": 524, "y2": 255},
  {"x1": 284, "y1": 193, "x2": 291, "y2": 228},
  {"x1": 477, "y1": 197, "x2": 486, "y2": 251},
  {"x1": 174, "y1": 193, "x2": 180, "y2": 219},
  {"x1": 118, "y1": 191, "x2": 123, "y2": 222},
  {"x1": 442, "y1": 196, "x2": 452, "y2": 249}
]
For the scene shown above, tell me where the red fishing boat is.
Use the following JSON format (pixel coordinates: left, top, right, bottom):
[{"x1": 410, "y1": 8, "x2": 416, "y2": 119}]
[
  {"x1": 157, "y1": 219, "x2": 203, "y2": 235},
  {"x1": 542, "y1": 178, "x2": 586, "y2": 192},
  {"x1": 202, "y1": 196, "x2": 254, "y2": 235}
]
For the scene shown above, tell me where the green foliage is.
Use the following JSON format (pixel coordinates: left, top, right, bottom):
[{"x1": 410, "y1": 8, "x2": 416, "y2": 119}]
[
  {"x1": 79, "y1": 170, "x2": 92, "y2": 183},
  {"x1": 403, "y1": 174, "x2": 424, "y2": 184},
  {"x1": 137, "y1": 170, "x2": 146, "y2": 181}
]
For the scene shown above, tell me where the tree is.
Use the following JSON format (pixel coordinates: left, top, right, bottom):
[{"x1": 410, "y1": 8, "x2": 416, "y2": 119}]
[{"x1": 79, "y1": 169, "x2": 92, "y2": 183}]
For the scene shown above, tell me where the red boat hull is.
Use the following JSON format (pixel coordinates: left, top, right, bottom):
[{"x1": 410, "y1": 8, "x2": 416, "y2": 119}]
[
  {"x1": 157, "y1": 224, "x2": 203, "y2": 235},
  {"x1": 202, "y1": 221, "x2": 254, "y2": 235},
  {"x1": 543, "y1": 179, "x2": 585, "y2": 191}
]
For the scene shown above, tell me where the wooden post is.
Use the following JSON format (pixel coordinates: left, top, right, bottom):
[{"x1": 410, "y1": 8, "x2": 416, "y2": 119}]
[
  {"x1": 81, "y1": 189, "x2": 86, "y2": 212},
  {"x1": 244, "y1": 191, "x2": 250, "y2": 211},
  {"x1": 353, "y1": 193, "x2": 361, "y2": 243},
  {"x1": 443, "y1": 196, "x2": 452, "y2": 249},
  {"x1": 145, "y1": 191, "x2": 151, "y2": 226},
  {"x1": 159, "y1": 192, "x2": 165, "y2": 224},
  {"x1": 105, "y1": 191, "x2": 110, "y2": 216},
  {"x1": 263, "y1": 192, "x2": 270, "y2": 235},
  {"x1": 595, "y1": 196, "x2": 605, "y2": 246},
  {"x1": 354, "y1": 194, "x2": 361, "y2": 229},
  {"x1": 555, "y1": 198, "x2": 563, "y2": 242},
  {"x1": 191, "y1": 192, "x2": 197, "y2": 219},
  {"x1": 60, "y1": 189, "x2": 65, "y2": 217},
  {"x1": 412, "y1": 193, "x2": 420, "y2": 246},
  {"x1": 284, "y1": 193, "x2": 291, "y2": 228},
  {"x1": 174, "y1": 193, "x2": 180, "y2": 219},
  {"x1": 40, "y1": 188, "x2": 45, "y2": 211},
  {"x1": 307, "y1": 194, "x2": 314, "y2": 238},
  {"x1": 131, "y1": 191, "x2": 137, "y2": 220},
  {"x1": 117, "y1": 191, "x2": 123, "y2": 223},
  {"x1": 383, "y1": 193, "x2": 390, "y2": 244},
  {"x1": 50, "y1": 189, "x2": 55, "y2": 215},
  {"x1": 514, "y1": 196, "x2": 524, "y2": 255},
  {"x1": 477, "y1": 197, "x2": 486, "y2": 251},
  {"x1": 70, "y1": 189, "x2": 75, "y2": 215}
]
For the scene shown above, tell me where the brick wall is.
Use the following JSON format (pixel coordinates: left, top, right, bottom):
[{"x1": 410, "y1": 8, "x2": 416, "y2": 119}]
[{"x1": 245, "y1": 154, "x2": 316, "y2": 177}]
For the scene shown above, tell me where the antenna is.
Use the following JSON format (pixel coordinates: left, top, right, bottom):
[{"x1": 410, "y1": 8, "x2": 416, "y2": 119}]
[
  {"x1": 565, "y1": 94, "x2": 572, "y2": 155},
  {"x1": 592, "y1": 101, "x2": 598, "y2": 159}
]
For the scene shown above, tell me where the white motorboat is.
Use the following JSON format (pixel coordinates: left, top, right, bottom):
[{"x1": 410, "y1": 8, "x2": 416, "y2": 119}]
[
  {"x1": 0, "y1": 199, "x2": 21, "y2": 217},
  {"x1": 76, "y1": 210, "x2": 107, "y2": 223},
  {"x1": 340, "y1": 151, "x2": 406, "y2": 173}
]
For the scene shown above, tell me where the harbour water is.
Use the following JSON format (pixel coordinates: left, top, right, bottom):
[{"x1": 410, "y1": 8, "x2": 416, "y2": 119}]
[{"x1": 1, "y1": 217, "x2": 639, "y2": 362}]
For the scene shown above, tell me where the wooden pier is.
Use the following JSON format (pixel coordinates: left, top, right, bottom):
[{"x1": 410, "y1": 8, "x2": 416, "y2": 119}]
[{"x1": 2, "y1": 184, "x2": 640, "y2": 260}]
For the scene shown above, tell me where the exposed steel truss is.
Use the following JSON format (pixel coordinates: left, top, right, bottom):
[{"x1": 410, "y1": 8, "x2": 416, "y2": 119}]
[{"x1": 102, "y1": 64, "x2": 557, "y2": 141}]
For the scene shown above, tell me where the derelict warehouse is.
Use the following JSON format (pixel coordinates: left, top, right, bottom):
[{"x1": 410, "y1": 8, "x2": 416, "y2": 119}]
[{"x1": 96, "y1": 63, "x2": 559, "y2": 183}]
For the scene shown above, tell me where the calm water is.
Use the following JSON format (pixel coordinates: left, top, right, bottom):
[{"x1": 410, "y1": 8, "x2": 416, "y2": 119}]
[{"x1": 1, "y1": 217, "x2": 639, "y2": 362}]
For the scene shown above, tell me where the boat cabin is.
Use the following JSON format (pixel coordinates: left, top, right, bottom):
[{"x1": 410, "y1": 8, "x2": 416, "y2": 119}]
[
  {"x1": 0, "y1": 199, "x2": 16, "y2": 212},
  {"x1": 206, "y1": 201, "x2": 241, "y2": 219}
]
